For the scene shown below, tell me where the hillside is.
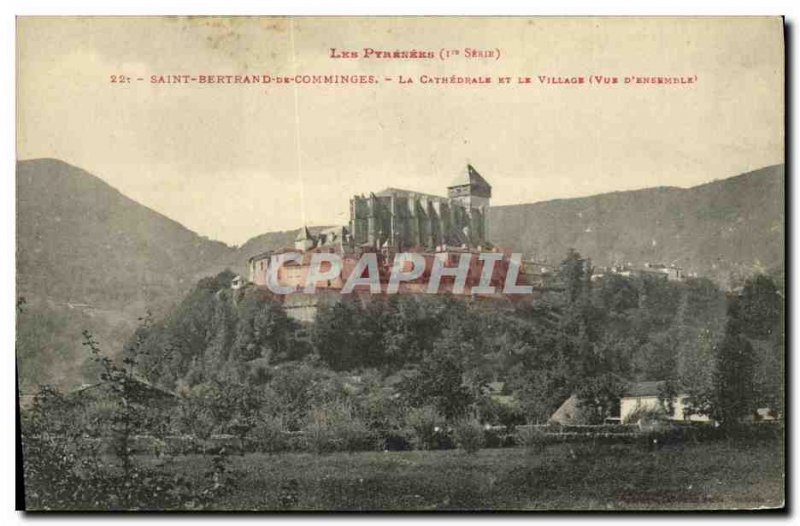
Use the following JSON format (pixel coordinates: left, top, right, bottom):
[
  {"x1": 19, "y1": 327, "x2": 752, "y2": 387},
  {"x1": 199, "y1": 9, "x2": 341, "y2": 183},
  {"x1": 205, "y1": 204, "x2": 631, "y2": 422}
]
[
  {"x1": 16, "y1": 159, "x2": 333, "y2": 389},
  {"x1": 488, "y1": 164, "x2": 785, "y2": 286},
  {"x1": 16, "y1": 159, "x2": 233, "y2": 389},
  {"x1": 17, "y1": 159, "x2": 233, "y2": 308}
]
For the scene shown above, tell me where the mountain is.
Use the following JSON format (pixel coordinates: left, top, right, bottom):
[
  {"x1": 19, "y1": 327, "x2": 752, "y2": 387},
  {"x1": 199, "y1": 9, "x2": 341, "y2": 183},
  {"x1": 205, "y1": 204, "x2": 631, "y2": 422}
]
[
  {"x1": 16, "y1": 159, "x2": 333, "y2": 390},
  {"x1": 16, "y1": 159, "x2": 235, "y2": 308},
  {"x1": 488, "y1": 164, "x2": 785, "y2": 287},
  {"x1": 16, "y1": 159, "x2": 233, "y2": 389}
]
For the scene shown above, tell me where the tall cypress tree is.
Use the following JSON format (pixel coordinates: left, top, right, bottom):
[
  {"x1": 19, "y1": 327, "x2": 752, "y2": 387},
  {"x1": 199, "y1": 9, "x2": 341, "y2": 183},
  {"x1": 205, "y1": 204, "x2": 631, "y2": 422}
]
[{"x1": 714, "y1": 295, "x2": 757, "y2": 425}]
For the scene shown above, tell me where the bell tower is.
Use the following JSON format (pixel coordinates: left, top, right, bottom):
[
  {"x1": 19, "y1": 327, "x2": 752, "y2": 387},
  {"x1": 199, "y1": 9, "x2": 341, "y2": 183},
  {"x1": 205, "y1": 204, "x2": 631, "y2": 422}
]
[{"x1": 447, "y1": 164, "x2": 492, "y2": 209}]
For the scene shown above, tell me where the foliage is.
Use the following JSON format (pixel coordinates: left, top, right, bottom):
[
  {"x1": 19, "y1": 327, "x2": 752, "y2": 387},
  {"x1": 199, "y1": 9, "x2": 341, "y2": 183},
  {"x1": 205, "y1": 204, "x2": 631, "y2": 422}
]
[
  {"x1": 740, "y1": 275, "x2": 784, "y2": 415},
  {"x1": 120, "y1": 251, "x2": 780, "y2": 439},
  {"x1": 739, "y1": 275, "x2": 782, "y2": 340},
  {"x1": 405, "y1": 405, "x2": 447, "y2": 451},
  {"x1": 302, "y1": 402, "x2": 376, "y2": 454},
  {"x1": 713, "y1": 295, "x2": 758, "y2": 425},
  {"x1": 575, "y1": 374, "x2": 627, "y2": 425},
  {"x1": 477, "y1": 396, "x2": 525, "y2": 432},
  {"x1": 20, "y1": 386, "x2": 105, "y2": 510},
  {"x1": 83, "y1": 328, "x2": 149, "y2": 474},
  {"x1": 398, "y1": 315, "x2": 485, "y2": 420},
  {"x1": 21, "y1": 328, "x2": 239, "y2": 510},
  {"x1": 312, "y1": 295, "x2": 463, "y2": 372},
  {"x1": 135, "y1": 275, "x2": 302, "y2": 390},
  {"x1": 622, "y1": 406, "x2": 669, "y2": 425},
  {"x1": 513, "y1": 425, "x2": 548, "y2": 452},
  {"x1": 453, "y1": 418, "x2": 486, "y2": 454},
  {"x1": 249, "y1": 414, "x2": 290, "y2": 453},
  {"x1": 311, "y1": 298, "x2": 381, "y2": 371},
  {"x1": 20, "y1": 252, "x2": 786, "y2": 508}
]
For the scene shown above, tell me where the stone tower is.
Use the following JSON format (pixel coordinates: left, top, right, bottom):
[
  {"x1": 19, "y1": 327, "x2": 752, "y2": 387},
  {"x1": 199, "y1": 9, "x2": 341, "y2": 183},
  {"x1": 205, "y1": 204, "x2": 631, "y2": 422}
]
[{"x1": 447, "y1": 164, "x2": 492, "y2": 209}]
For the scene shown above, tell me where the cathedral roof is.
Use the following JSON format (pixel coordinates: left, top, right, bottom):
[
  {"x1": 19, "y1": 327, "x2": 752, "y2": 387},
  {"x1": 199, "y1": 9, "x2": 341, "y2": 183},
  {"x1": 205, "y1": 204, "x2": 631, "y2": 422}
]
[
  {"x1": 375, "y1": 187, "x2": 448, "y2": 201},
  {"x1": 448, "y1": 164, "x2": 491, "y2": 189}
]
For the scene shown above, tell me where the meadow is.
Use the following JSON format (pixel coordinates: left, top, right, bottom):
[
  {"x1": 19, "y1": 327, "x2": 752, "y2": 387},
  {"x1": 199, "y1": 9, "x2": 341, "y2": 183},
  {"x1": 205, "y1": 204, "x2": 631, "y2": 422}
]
[{"x1": 144, "y1": 438, "x2": 784, "y2": 511}]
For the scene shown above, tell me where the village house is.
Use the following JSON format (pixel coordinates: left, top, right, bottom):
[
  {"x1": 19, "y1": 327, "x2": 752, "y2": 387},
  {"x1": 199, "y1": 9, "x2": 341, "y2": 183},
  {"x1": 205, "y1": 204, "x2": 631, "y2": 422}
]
[
  {"x1": 548, "y1": 380, "x2": 711, "y2": 425},
  {"x1": 551, "y1": 380, "x2": 779, "y2": 425},
  {"x1": 620, "y1": 381, "x2": 709, "y2": 423}
]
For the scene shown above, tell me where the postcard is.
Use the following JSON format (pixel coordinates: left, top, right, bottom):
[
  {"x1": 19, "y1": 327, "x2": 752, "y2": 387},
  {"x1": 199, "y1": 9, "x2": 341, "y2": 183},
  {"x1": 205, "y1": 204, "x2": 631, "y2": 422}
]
[{"x1": 16, "y1": 16, "x2": 785, "y2": 511}]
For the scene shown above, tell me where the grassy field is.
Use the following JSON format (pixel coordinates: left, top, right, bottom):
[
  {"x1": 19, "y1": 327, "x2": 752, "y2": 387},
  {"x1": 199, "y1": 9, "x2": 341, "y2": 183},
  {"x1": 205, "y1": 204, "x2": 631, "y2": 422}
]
[{"x1": 148, "y1": 438, "x2": 785, "y2": 511}]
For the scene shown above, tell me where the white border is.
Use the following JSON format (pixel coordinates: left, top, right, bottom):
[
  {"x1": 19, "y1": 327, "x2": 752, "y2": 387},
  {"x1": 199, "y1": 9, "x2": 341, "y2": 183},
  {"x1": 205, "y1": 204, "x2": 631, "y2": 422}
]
[{"x1": 3, "y1": 1, "x2": 796, "y2": 525}]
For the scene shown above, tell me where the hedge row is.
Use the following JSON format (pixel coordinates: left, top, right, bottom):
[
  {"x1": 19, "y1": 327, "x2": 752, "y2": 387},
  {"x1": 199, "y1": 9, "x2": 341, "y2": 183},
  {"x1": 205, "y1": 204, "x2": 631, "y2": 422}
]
[{"x1": 65, "y1": 421, "x2": 782, "y2": 456}]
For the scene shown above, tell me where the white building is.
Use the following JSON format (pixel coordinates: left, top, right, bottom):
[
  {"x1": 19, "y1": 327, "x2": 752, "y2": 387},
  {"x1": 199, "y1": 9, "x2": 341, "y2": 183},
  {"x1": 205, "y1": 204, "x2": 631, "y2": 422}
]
[
  {"x1": 230, "y1": 275, "x2": 245, "y2": 290},
  {"x1": 620, "y1": 381, "x2": 710, "y2": 423}
]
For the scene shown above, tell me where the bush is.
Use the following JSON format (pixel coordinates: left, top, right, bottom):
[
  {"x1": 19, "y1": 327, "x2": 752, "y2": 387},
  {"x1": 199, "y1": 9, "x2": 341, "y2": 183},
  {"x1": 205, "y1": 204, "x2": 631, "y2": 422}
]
[
  {"x1": 381, "y1": 430, "x2": 413, "y2": 451},
  {"x1": 483, "y1": 427, "x2": 504, "y2": 449},
  {"x1": 478, "y1": 397, "x2": 526, "y2": 432},
  {"x1": 453, "y1": 418, "x2": 485, "y2": 454},
  {"x1": 622, "y1": 406, "x2": 668, "y2": 425},
  {"x1": 405, "y1": 405, "x2": 446, "y2": 450},
  {"x1": 249, "y1": 415, "x2": 289, "y2": 453},
  {"x1": 21, "y1": 386, "x2": 237, "y2": 510},
  {"x1": 514, "y1": 425, "x2": 548, "y2": 452},
  {"x1": 302, "y1": 404, "x2": 376, "y2": 454}
]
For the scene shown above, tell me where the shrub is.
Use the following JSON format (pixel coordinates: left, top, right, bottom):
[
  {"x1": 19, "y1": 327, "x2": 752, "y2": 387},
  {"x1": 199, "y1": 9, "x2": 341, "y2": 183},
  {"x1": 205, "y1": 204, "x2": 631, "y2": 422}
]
[
  {"x1": 478, "y1": 397, "x2": 526, "y2": 432},
  {"x1": 514, "y1": 425, "x2": 548, "y2": 453},
  {"x1": 453, "y1": 418, "x2": 485, "y2": 454},
  {"x1": 405, "y1": 405, "x2": 446, "y2": 450},
  {"x1": 21, "y1": 402, "x2": 106, "y2": 509},
  {"x1": 249, "y1": 415, "x2": 289, "y2": 453},
  {"x1": 302, "y1": 404, "x2": 376, "y2": 454},
  {"x1": 21, "y1": 386, "x2": 237, "y2": 510},
  {"x1": 622, "y1": 406, "x2": 668, "y2": 425},
  {"x1": 382, "y1": 430, "x2": 413, "y2": 451},
  {"x1": 483, "y1": 427, "x2": 504, "y2": 449}
]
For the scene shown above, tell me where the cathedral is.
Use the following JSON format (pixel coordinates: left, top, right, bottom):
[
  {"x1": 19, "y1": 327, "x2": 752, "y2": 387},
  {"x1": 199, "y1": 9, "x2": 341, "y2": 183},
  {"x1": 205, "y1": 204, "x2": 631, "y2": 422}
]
[
  {"x1": 348, "y1": 164, "x2": 492, "y2": 250},
  {"x1": 247, "y1": 164, "x2": 497, "y2": 299},
  {"x1": 243, "y1": 164, "x2": 522, "y2": 320}
]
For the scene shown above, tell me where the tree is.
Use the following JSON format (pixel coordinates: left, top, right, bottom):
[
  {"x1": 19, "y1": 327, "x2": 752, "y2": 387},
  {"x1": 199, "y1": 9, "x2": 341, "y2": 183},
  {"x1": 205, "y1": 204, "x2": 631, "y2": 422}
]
[
  {"x1": 739, "y1": 275, "x2": 782, "y2": 340},
  {"x1": 737, "y1": 274, "x2": 784, "y2": 416},
  {"x1": 269, "y1": 360, "x2": 330, "y2": 430},
  {"x1": 597, "y1": 273, "x2": 639, "y2": 314},
  {"x1": 559, "y1": 249, "x2": 592, "y2": 305},
  {"x1": 83, "y1": 330, "x2": 148, "y2": 475},
  {"x1": 398, "y1": 317, "x2": 482, "y2": 420},
  {"x1": 514, "y1": 365, "x2": 571, "y2": 424},
  {"x1": 380, "y1": 296, "x2": 444, "y2": 369},
  {"x1": 311, "y1": 298, "x2": 372, "y2": 371},
  {"x1": 713, "y1": 296, "x2": 757, "y2": 425},
  {"x1": 575, "y1": 373, "x2": 626, "y2": 424},
  {"x1": 135, "y1": 273, "x2": 301, "y2": 388},
  {"x1": 20, "y1": 385, "x2": 106, "y2": 510},
  {"x1": 631, "y1": 331, "x2": 677, "y2": 382},
  {"x1": 212, "y1": 382, "x2": 265, "y2": 450},
  {"x1": 676, "y1": 328, "x2": 717, "y2": 418},
  {"x1": 233, "y1": 290, "x2": 298, "y2": 364}
]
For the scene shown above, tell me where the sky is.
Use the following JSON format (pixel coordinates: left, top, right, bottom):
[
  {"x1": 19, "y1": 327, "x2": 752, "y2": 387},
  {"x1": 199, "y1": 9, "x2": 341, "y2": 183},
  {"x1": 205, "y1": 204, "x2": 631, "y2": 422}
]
[{"x1": 17, "y1": 17, "x2": 784, "y2": 246}]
